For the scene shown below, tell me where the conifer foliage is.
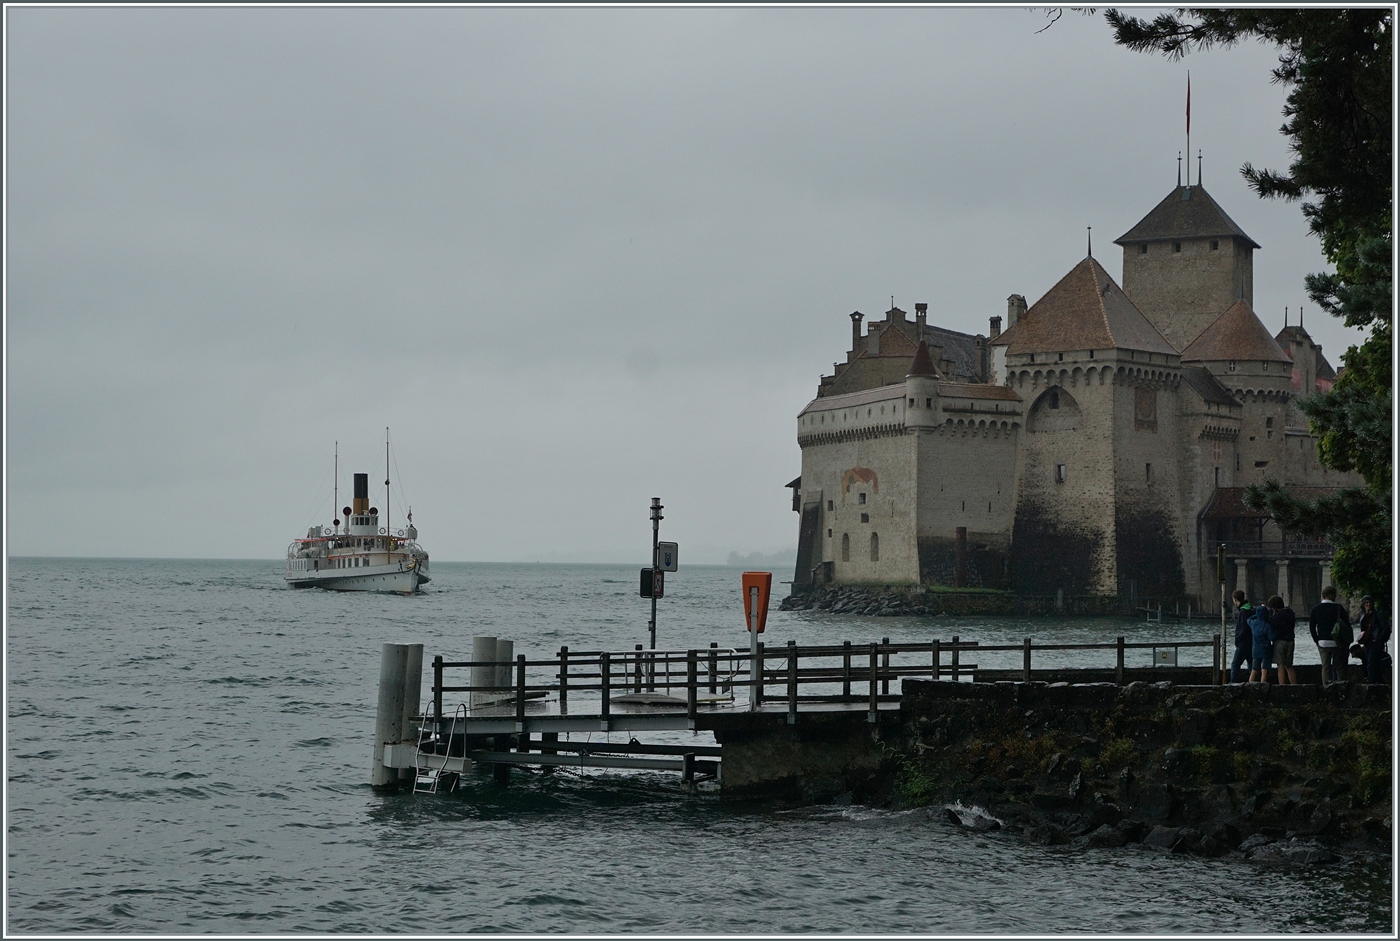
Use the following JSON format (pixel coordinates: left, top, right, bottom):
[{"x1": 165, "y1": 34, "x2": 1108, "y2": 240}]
[{"x1": 1106, "y1": 8, "x2": 1393, "y2": 606}]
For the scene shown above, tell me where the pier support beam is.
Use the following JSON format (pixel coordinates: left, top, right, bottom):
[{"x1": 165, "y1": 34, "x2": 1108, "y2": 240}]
[{"x1": 372, "y1": 643, "x2": 409, "y2": 787}]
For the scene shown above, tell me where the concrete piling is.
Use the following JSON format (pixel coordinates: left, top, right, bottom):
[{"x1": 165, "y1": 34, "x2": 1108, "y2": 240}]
[
  {"x1": 397, "y1": 643, "x2": 423, "y2": 782},
  {"x1": 470, "y1": 636, "x2": 496, "y2": 711},
  {"x1": 371, "y1": 643, "x2": 409, "y2": 787}
]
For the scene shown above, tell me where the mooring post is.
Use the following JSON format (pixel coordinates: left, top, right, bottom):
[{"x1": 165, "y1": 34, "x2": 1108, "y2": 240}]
[
  {"x1": 708, "y1": 642, "x2": 718, "y2": 696},
  {"x1": 1023, "y1": 637, "x2": 1032, "y2": 683},
  {"x1": 600, "y1": 652, "x2": 611, "y2": 720},
  {"x1": 932, "y1": 639, "x2": 941, "y2": 681},
  {"x1": 687, "y1": 649, "x2": 698, "y2": 719},
  {"x1": 516, "y1": 654, "x2": 527, "y2": 725},
  {"x1": 842, "y1": 640, "x2": 852, "y2": 698},
  {"x1": 495, "y1": 639, "x2": 514, "y2": 706},
  {"x1": 372, "y1": 643, "x2": 408, "y2": 787},
  {"x1": 398, "y1": 644, "x2": 423, "y2": 782},
  {"x1": 881, "y1": 637, "x2": 890, "y2": 696},
  {"x1": 470, "y1": 637, "x2": 495, "y2": 712},
  {"x1": 787, "y1": 640, "x2": 798, "y2": 724},
  {"x1": 868, "y1": 643, "x2": 879, "y2": 721},
  {"x1": 951, "y1": 635, "x2": 960, "y2": 682},
  {"x1": 1116, "y1": 636, "x2": 1126, "y2": 685},
  {"x1": 682, "y1": 752, "x2": 695, "y2": 784},
  {"x1": 432, "y1": 655, "x2": 444, "y2": 736},
  {"x1": 559, "y1": 646, "x2": 569, "y2": 715}
]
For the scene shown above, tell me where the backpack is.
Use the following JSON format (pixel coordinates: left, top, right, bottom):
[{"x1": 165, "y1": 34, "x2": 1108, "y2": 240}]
[{"x1": 1249, "y1": 607, "x2": 1273, "y2": 644}]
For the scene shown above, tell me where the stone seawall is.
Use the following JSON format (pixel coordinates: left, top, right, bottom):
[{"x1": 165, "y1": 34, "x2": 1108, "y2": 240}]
[
  {"x1": 779, "y1": 585, "x2": 1127, "y2": 616},
  {"x1": 891, "y1": 680, "x2": 1391, "y2": 862}
]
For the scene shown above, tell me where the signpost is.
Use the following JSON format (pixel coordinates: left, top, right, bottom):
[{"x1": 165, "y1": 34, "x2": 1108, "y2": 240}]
[
  {"x1": 638, "y1": 500, "x2": 679, "y2": 690},
  {"x1": 742, "y1": 572, "x2": 772, "y2": 712}
]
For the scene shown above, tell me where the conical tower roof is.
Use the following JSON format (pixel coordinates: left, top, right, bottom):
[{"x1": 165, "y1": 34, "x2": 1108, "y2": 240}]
[
  {"x1": 990, "y1": 256, "x2": 1177, "y2": 356},
  {"x1": 906, "y1": 339, "x2": 937, "y2": 377},
  {"x1": 1114, "y1": 184, "x2": 1260, "y2": 249},
  {"x1": 1181, "y1": 300, "x2": 1291, "y2": 363}
]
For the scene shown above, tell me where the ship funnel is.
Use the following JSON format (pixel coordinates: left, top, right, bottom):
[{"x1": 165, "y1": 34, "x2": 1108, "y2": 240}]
[{"x1": 353, "y1": 473, "x2": 369, "y2": 515}]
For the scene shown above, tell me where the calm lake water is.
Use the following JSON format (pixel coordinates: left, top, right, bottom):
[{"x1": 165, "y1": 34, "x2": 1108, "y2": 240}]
[{"x1": 5, "y1": 558, "x2": 1392, "y2": 933}]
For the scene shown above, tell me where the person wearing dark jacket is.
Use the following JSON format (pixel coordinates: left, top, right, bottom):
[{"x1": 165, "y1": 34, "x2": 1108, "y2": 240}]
[
  {"x1": 1309, "y1": 585, "x2": 1351, "y2": 686},
  {"x1": 1356, "y1": 596, "x2": 1391, "y2": 685},
  {"x1": 1248, "y1": 602, "x2": 1274, "y2": 683},
  {"x1": 1267, "y1": 595, "x2": 1297, "y2": 685},
  {"x1": 1230, "y1": 589, "x2": 1254, "y2": 683}
]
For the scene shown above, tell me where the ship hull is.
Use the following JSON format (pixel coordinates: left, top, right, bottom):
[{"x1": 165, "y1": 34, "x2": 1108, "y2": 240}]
[{"x1": 285, "y1": 561, "x2": 429, "y2": 594}]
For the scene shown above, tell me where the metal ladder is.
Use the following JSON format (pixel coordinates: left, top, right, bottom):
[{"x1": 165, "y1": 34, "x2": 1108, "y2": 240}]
[{"x1": 413, "y1": 702, "x2": 465, "y2": 794}]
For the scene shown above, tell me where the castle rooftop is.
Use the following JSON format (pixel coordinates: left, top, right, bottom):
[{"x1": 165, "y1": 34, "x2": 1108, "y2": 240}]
[
  {"x1": 1114, "y1": 184, "x2": 1260, "y2": 249},
  {"x1": 1181, "y1": 300, "x2": 1291, "y2": 364},
  {"x1": 990, "y1": 256, "x2": 1177, "y2": 356}
]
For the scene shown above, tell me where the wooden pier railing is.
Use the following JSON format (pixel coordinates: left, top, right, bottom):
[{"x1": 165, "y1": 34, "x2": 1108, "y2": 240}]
[{"x1": 429, "y1": 633, "x2": 1223, "y2": 728}]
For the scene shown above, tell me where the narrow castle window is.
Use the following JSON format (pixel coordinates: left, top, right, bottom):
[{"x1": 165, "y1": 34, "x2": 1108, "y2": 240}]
[
  {"x1": 858, "y1": 492, "x2": 866, "y2": 504},
  {"x1": 1228, "y1": 361, "x2": 1237, "y2": 372},
  {"x1": 1057, "y1": 353, "x2": 1064, "y2": 362},
  {"x1": 1056, "y1": 464, "x2": 1067, "y2": 483},
  {"x1": 909, "y1": 398, "x2": 915, "y2": 407},
  {"x1": 841, "y1": 534, "x2": 850, "y2": 562},
  {"x1": 1214, "y1": 467, "x2": 1220, "y2": 487},
  {"x1": 1211, "y1": 240, "x2": 1220, "y2": 250},
  {"x1": 1173, "y1": 241, "x2": 1182, "y2": 253},
  {"x1": 925, "y1": 398, "x2": 932, "y2": 408},
  {"x1": 1139, "y1": 244, "x2": 1148, "y2": 254},
  {"x1": 870, "y1": 533, "x2": 879, "y2": 562},
  {"x1": 860, "y1": 513, "x2": 870, "y2": 523},
  {"x1": 1146, "y1": 463, "x2": 1152, "y2": 485},
  {"x1": 827, "y1": 500, "x2": 833, "y2": 511}
]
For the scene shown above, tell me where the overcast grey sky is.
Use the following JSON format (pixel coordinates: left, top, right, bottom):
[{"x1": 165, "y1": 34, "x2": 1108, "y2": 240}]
[{"x1": 6, "y1": 6, "x2": 1368, "y2": 564}]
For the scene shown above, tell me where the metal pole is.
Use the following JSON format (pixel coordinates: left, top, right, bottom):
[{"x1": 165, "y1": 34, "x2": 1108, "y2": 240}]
[
  {"x1": 749, "y1": 585, "x2": 761, "y2": 711},
  {"x1": 787, "y1": 640, "x2": 798, "y2": 723},
  {"x1": 1116, "y1": 636, "x2": 1125, "y2": 685},
  {"x1": 1023, "y1": 637, "x2": 1032, "y2": 683},
  {"x1": 559, "y1": 646, "x2": 569, "y2": 715},
  {"x1": 1219, "y1": 543, "x2": 1228, "y2": 684},
  {"x1": 649, "y1": 497, "x2": 662, "y2": 653}
]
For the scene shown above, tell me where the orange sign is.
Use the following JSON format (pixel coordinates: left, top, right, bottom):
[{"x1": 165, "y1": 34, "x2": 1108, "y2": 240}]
[{"x1": 741, "y1": 571, "x2": 773, "y2": 633}]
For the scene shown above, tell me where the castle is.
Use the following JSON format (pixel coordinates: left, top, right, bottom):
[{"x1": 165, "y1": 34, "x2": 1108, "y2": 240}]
[{"x1": 787, "y1": 181, "x2": 1356, "y2": 613}]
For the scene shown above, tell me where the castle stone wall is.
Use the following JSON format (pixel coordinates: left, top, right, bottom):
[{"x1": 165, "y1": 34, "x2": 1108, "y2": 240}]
[{"x1": 1122, "y1": 235, "x2": 1253, "y2": 351}]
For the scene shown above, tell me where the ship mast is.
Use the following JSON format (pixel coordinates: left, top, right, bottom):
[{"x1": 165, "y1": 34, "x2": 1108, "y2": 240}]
[
  {"x1": 334, "y1": 441, "x2": 339, "y2": 534},
  {"x1": 385, "y1": 427, "x2": 391, "y2": 538}
]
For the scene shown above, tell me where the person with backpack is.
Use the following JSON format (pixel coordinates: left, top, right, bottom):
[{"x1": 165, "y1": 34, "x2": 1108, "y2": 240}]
[
  {"x1": 1355, "y1": 596, "x2": 1391, "y2": 685},
  {"x1": 1229, "y1": 589, "x2": 1254, "y2": 683},
  {"x1": 1267, "y1": 595, "x2": 1297, "y2": 685},
  {"x1": 1309, "y1": 585, "x2": 1352, "y2": 687},
  {"x1": 1248, "y1": 601, "x2": 1274, "y2": 683}
]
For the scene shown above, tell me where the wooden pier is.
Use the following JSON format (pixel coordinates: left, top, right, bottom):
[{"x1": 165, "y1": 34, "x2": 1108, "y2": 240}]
[{"x1": 371, "y1": 632, "x2": 1224, "y2": 793}]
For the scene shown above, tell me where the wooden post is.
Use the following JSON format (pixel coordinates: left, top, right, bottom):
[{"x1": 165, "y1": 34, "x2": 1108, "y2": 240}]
[
  {"x1": 634, "y1": 644, "x2": 643, "y2": 694},
  {"x1": 433, "y1": 655, "x2": 444, "y2": 735},
  {"x1": 842, "y1": 640, "x2": 852, "y2": 698},
  {"x1": 1023, "y1": 637, "x2": 1032, "y2": 683},
  {"x1": 1116, "y1": 636, "x2": 1125, "y2": 685},
  {"x1": 600, "y1": 652, "x2": 611, "y2": 720},
  {"x1": 516, "y1": 654, "x2": 527, "y2": 724},
  {"x1": 682, "y1": 752, "x2": 695, "y2": 784},
  {"x1": 541, "y1": 731, "x2": 559, "y2": 774},
  {"x1": 787, "y1": 640, "x2": 798, "y2": 723},
  {"x1": 559, "y1": 646, "x2": 569, "y2": 715},
  {"x1": 868, "y1": 643, "x2": 879, "y2": 720},
  {"x1": 951, "y1": 635, "x2": 960, "y2": 682},
  {"x1": 1212, "y1": 634, "x2": 1221, "y2": 686},
  {"x1": 687, "y1": 649, "x2": 698, "y2": 719},
  {"x1": 881, "y1": 637, "x2": 890, "y2": 696},
  {"x1": 372, "y1": 643, "x2": 408, "y2": 787},
  {"x1": 932, "y1": 639, "x2": 940, "y2": 681},
  {"x1": 708, "y1": 642, "x2": 718, "y2": 695}
]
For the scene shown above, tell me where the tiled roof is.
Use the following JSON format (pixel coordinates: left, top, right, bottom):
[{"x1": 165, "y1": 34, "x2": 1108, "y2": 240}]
[
  {"x1": 938, "y1": 382, "x2": 1021, "y2": 401},
  {"x1": 989, "y1": 256, "x2": 1177, "y2": 356},
  {"x1": 907, "y1": 340, "x2": 937, "y2": 377},
  {"x1": 1181, "y1": 300, "x2": 1292, "y2": 363},
  {"x1": 1114, "y1": 184, "x2": 1260, "y2": 249},
  {"x1": 1181, "y1": 365, "x2": 1239, "y2": 407}
]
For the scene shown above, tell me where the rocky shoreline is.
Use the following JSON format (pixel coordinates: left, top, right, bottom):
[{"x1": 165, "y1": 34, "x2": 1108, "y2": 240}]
[
  {"x1": 779, "y1": 585, "x2": 1129, "y2": 617},
  {"x1": 863, "y1": 680, "x2": 1392, "y2": 866}
]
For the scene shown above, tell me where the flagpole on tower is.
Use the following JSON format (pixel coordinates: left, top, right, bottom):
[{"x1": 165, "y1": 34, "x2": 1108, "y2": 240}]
[{"x1": 1186, "y1": 71, "x2": 1192, "y2": 185}]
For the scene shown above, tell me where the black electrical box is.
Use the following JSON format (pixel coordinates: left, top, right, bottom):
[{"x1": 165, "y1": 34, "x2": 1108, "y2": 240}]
[{"x1": 640, "y1": 568, "x2": 664, "y2": 598}]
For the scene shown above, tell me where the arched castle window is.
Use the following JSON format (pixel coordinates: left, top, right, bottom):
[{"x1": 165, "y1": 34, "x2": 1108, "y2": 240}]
[
  {"x1": 841, "y1": 533, "x2": 850, "y2": 562},
  {"x1": 870, "y1": 533, "x2": 879, "y2": 562}
]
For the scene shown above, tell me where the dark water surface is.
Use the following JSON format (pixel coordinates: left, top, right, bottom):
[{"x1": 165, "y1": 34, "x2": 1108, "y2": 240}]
[{"x1": 6, "y1": 558, "x2": 1392, "y2": 933}]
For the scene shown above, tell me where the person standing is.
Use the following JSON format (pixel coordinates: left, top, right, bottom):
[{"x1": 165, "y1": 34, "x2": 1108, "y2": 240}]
[
  {"x1": 1248, "y1": 601, "x2": 1274, "y2": 683},
  {"x1": 1356, "y1": 596, "x2": 1391, "y2": 685},
  {"x1": 1267, "y1": 595, "x2": 1297, "y2": 685},
  {"x1": 1230, "y1": 589, "x2": 1254, "y2": 683},
  {"x1": 1309, "y1": 585, "x2": 1351, "y2": 686}
]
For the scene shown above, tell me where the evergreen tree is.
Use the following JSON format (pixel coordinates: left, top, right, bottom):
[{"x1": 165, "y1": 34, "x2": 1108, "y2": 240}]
[{"x1": 1106, "y1": 8, "x2": 1393, "y2": 605}]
